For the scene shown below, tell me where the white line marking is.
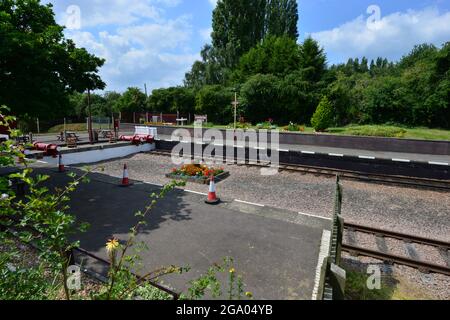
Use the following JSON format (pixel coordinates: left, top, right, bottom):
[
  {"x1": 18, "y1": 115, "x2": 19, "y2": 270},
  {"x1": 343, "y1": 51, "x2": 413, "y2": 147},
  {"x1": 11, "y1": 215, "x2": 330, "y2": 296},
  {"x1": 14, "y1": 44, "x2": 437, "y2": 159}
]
[
  {"x1": 214, "y1": 143, "x2": 224, "y2": 147},
  {"x1": 255, "y1": 147, "x2": 267, "y2": 150},
  {"x1": 36, "y1": 160, "x2": 48, "y2": 164},
  {"x1": 301, "y1": 151, "x2": 315, "y2": 155},
  {"x1": 234, "y1": 199, "x2": 265, "y2": 207},
  {"x1": 392, "y1": 158, "x2": 410, "y2": 163},
  {"x1": 298, "y1": 212, "x2": 332, "y2": 221},
  {"x1": 358, "y1": 155, "x2": 376, "y2": 160},
  {"x1": 329, "y1": 153, "x2": 344, "y2": 157},
  {"x1": 185, "y1": 190, "x2": 208, "y2": 196},
  {"x1": 429, "y1": 161, "x2": 449, "y2": 166},
  {"x1": 144, "y1": 181, "x2": 164, "y2": 187},
  {"x1": 312, "y1": 230, "x2": 331, "y2": 300},
  {"x1": 277, "y1": 149, "x2": 290, "y2": 153}
]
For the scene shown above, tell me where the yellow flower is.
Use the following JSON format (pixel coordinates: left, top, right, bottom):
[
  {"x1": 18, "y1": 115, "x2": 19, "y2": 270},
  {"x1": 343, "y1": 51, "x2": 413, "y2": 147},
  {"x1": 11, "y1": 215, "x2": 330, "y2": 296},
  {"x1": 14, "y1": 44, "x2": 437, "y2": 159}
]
[
  {"x1": 106, "y1": 238, "x2": 120, "y2": 253},
  {"x1": 229, "y1": 268, "x2": 236, "y2": 274},
  {"x1": 245, "y1": 291, "x2": 253, "y2": 298}
]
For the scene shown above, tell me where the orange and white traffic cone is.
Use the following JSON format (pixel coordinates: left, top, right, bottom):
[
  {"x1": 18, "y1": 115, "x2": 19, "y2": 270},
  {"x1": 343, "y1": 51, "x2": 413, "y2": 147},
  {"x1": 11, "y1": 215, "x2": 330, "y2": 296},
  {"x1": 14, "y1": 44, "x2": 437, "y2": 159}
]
[
  {"x1": 58, "y1": 153, "x2": 65, "y2": 173},
  {"x1": 120, "y1": 164, "x2": 131, "y2": 187},
  {"x1": 205, "y1": 175, "x2": 220, "y2": 205}
]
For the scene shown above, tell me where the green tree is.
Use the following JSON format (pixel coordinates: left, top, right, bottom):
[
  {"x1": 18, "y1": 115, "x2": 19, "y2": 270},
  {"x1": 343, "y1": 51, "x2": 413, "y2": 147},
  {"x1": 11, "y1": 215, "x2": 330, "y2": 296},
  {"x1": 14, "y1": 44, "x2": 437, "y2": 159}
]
[
  {"x1": 103, "y1": 91, "x2": 122, "y2": 115},
  {"x1": 212, "y1": 0, "x2": 266, "y2": 69},
  {"x1": 299, "y1": 37, "x2": 327, "y2": 82},
  {"x1": 0, "y1": 0, "x2": 105, "y2": 120},
  {"x1": 240, "y1": 74, "x2": 280, "y2": 124},
  {"x1": 148, "y1": 87, "x2": 195, "y2": 115},
  {"x1": 184, "y1": 45, "x2": 227, "y2": 88},
  {"x1": 265, "y1": 0, "x2": 299, "y2": 39},
  {"x1": 278, "y1": 71, "x2": 319, "y2": 124},
  {"x1": 195, "y1": 85, "x2": 234, "y2": 123},
  {"x1": 116, "y1": 88, "x2": 148, "y2": 113},
  {"x1": 311, "y1": 96, "x2": 334, "y2": 131},
  {"x1": 237, "y1": 36, "x2": 300, "y2": 79}
]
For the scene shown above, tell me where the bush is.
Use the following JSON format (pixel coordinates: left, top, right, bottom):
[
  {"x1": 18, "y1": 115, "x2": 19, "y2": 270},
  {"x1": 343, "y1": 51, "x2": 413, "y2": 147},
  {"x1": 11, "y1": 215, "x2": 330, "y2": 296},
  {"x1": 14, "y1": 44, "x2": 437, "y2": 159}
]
[{"x1": 311, "y1": 96, "x2": 334, "y2": 131}]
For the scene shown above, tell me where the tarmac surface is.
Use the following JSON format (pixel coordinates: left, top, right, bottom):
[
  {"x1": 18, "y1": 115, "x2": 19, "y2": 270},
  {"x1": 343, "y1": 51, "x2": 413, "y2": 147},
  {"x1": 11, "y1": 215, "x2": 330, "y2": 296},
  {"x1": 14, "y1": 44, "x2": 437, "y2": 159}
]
[{"x1": 35, "y1": 167, "x2": 331, "y2": 300}]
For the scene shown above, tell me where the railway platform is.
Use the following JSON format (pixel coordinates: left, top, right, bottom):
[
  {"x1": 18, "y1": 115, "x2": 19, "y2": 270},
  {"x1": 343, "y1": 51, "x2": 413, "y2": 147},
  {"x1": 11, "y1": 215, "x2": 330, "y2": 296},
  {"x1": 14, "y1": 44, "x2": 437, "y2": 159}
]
[
  {"x1": 37, "y1": 167, "x2": 332, "y2": 300},
  {"x1": 156, "y1": 134, "x2": 450, "y2": 166}
]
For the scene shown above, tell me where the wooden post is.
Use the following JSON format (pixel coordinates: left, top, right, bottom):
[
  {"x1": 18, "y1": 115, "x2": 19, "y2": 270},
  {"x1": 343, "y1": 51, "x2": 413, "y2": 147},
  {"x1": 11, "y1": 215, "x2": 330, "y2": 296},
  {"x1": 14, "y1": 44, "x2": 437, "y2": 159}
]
[{"x1": 87, "y1": 89, "x2": 93, "y2": 144}]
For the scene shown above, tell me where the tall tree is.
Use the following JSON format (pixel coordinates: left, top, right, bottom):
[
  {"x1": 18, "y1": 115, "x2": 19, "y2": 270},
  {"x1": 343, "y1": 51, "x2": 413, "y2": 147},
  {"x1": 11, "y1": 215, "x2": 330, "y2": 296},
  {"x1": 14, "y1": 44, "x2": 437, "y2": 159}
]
[
  {"x1": 116, "y1": 88, "x2": 147, "y2": 113},
  {"x1": 265, "y1": 0, "x2": 299, "y2": 40},
  {"x1": 212, "y1": 0, "x2": 266, "y2": 69},
  {"x1": 211, "y1": 0, "x2": 299, "y2": 70},
  {"x1": 0, "y1": 0, "x2": 105, "y2": 119},
  {"x1": 299, "y1": 37, "x2": 327, "y2": 82}
]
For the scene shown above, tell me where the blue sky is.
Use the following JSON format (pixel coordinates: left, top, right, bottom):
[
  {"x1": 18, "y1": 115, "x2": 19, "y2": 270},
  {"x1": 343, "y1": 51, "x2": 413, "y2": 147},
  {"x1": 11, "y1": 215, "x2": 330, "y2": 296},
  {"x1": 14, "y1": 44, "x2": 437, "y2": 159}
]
[{"x1": 45, "y1": 0, "x2": 450, "y2": 92}]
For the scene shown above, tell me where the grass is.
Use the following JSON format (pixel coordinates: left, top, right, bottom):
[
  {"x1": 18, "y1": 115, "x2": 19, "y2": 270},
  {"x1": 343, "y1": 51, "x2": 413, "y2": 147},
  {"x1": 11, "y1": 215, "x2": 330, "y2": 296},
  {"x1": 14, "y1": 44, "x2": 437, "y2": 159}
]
[
  {"x1": 327, "y1": 125, "x2": 450, "y2": 141},
  {"x1": 344, "y1": 270, "x2": 433, "y2": 300}
]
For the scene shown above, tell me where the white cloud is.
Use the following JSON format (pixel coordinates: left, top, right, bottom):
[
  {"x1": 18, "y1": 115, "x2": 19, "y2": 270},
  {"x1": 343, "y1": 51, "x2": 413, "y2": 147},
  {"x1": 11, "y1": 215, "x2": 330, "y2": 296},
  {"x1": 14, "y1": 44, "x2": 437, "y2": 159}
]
[
  {"x1": 311, "y1": 7, "x2": 450, "y2": 64},
  {"x1": 208, "y1": 0, "x2": 217, "y2": 7},
  {"x1": 54, "y1": 0, "x2": 182, "y2": 28},
  {"x1": 63, "y1": 5, "x2": 199, "y2": 92}
]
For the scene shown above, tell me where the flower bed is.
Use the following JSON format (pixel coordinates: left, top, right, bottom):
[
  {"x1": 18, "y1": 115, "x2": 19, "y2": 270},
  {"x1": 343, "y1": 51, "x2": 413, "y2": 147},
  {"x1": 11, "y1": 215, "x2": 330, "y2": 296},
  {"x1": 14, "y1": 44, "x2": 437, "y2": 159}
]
[{"x1": 165, "y1": 164, "x2": 230, "y2": 184}]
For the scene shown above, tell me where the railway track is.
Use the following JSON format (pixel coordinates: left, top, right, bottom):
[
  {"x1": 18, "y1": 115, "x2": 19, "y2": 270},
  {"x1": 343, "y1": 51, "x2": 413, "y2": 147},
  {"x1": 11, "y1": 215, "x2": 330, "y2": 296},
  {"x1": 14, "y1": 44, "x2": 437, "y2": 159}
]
[
  {"x1": 342, "y1": 222, "x2": 450, "y2": 276},
  {"x1": 150, "y1": 149, "x2": 450, "y2": 191}
]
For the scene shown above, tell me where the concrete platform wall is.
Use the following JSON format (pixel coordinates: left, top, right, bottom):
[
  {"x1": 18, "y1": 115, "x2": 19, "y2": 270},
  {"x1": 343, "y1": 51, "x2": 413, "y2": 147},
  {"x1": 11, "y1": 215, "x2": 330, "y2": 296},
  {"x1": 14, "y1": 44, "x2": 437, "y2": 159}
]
[
  {"x1": 147, "y1": 125, "x2": 450, "y2": 156},
  {"x1": 43, "y1": 143, "x2": 155, "y2": 165}
]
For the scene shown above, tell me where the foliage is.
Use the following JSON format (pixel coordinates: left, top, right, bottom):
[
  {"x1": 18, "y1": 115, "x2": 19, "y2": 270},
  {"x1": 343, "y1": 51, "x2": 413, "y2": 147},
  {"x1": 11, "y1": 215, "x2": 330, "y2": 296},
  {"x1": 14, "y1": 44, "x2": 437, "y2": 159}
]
[
  {"x1": 237, "y1": 36, "x2": 300, "y2": 80},
  {"x1": 311, "y1": 96, "x2": 334, "y2": 131},
  {"x1": 265, "y1": 0, "x2": 299, "y2": 40},
  {"x1": 345, "y1": 271, "x2": 395, "y2": 300},
  {"x1": 148, "y1": 87, "x2": 195, "y2": 115},
  {"x1": 182, "y1": 257, "x2": 250, "y2": 300},
  {"x1": 0, "y1": 107, "x2": 90, "y2": 300},
  {"x1": 240, "y1": 74, "x2": 280, "y2": 124},
  {"x1": 0, "y1": 0, "x2": 105, "y2": 120},
  {"x1": 298, "y1": 37, "x2": 327, "y2": 82},
  {"x1": 195, "y1": 85, "x2": 234, "y2": 123},
  {"x1": 116, "y1": 87, "x2": 148, "y2": 113}
]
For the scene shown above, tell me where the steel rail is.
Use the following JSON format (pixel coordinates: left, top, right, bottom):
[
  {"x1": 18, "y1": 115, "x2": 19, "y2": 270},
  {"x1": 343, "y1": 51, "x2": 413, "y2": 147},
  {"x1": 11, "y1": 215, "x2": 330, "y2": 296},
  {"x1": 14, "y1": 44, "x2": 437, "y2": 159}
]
[
  {"x1": 150, "y1": 148, "x2": 450, "y2": 191},
  {"x1": 342, "y1": 243, "x2": 450, "y2": 276},
  {"x1": 344, "y1": 222, "x2": 450, "y2": 250}
]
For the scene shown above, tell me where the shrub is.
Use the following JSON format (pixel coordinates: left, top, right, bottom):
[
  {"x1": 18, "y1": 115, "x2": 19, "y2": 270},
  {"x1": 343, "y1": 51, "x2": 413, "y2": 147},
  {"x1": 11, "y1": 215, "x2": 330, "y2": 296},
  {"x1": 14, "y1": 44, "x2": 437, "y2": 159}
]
[{"x1": 311, "y1": 96, "x2": 334, "y2": 132}]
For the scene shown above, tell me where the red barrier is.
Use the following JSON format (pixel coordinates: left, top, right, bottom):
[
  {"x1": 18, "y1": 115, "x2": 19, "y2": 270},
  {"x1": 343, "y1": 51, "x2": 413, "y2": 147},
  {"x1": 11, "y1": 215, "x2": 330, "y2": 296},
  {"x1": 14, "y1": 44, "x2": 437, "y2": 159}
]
[
  {"x1": 134, "y1": 134, "x2": 154, "y2": 144},
  {"x1": 34, "y1": 142, "x2": 59, "y2": 157},
  {"x1": 120, "y1": 135, "x2": 154, "y2": 144}
]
